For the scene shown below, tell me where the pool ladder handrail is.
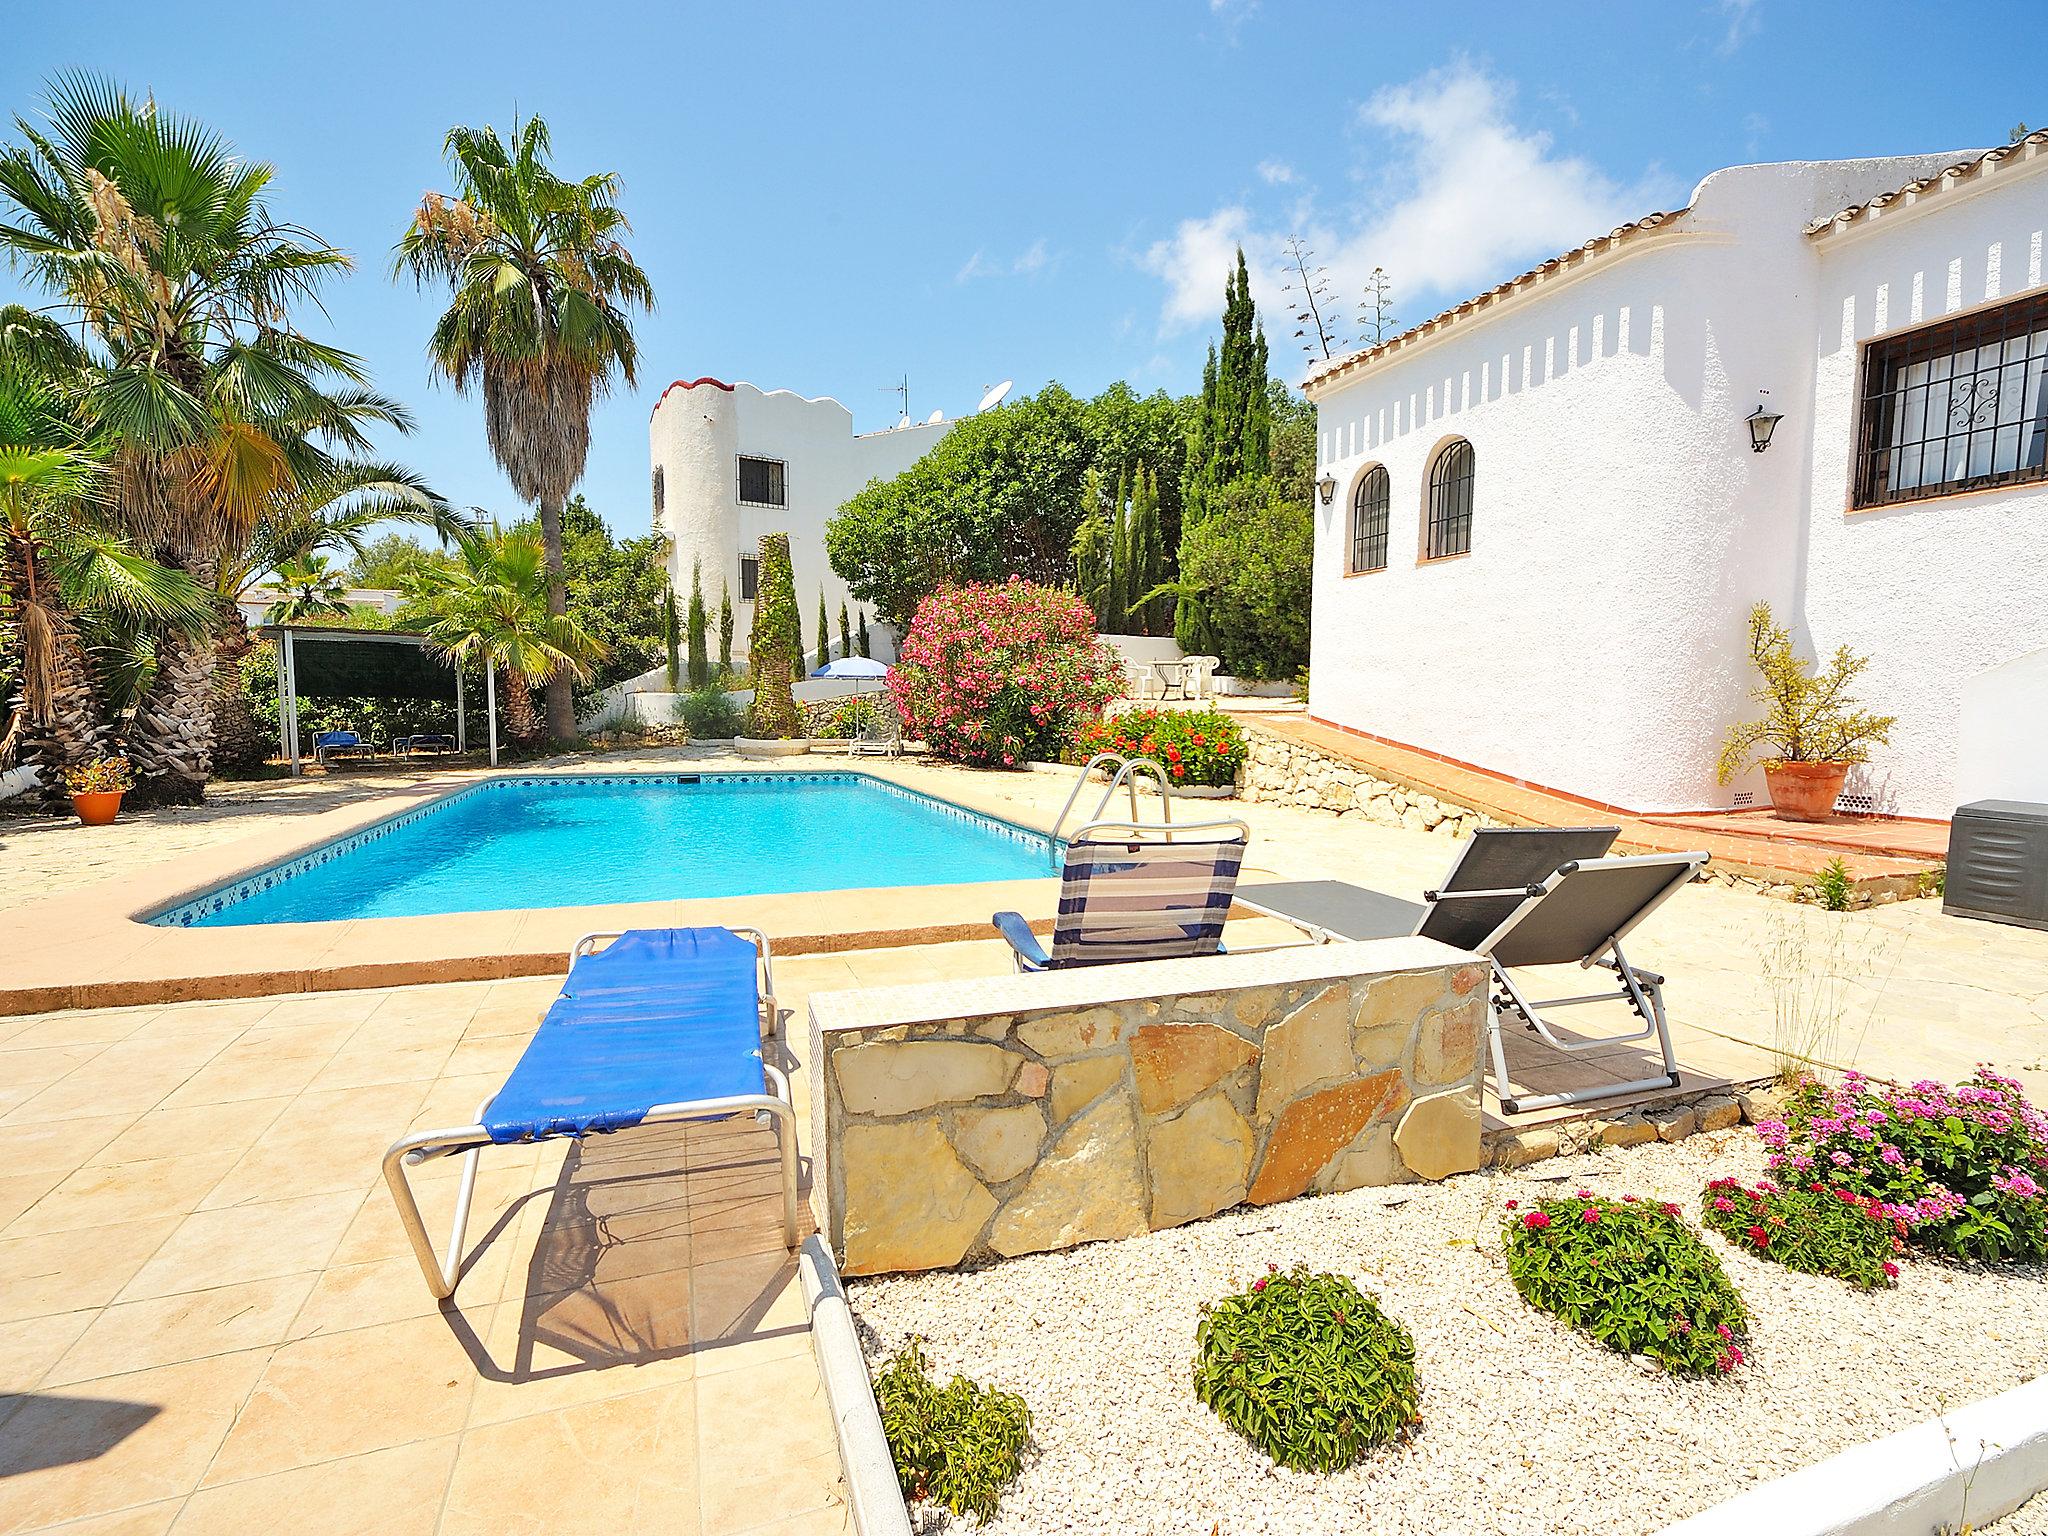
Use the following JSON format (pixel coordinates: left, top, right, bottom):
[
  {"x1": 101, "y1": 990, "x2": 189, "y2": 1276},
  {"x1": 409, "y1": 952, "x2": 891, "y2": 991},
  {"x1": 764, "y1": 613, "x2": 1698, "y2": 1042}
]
[{"x1": 1050, "y1": 753, "x2": 1175, "y2": 843}]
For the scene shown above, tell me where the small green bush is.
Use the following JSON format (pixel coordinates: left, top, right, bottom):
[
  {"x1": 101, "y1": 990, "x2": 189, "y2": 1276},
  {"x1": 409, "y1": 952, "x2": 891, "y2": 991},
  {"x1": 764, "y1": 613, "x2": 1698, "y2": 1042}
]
[
  {"x1": 822, "y1": 695, "x2": 878, "y2": 736},
  {"x1": 1503, "y1": 1192, "x2": 1749, "y2": 1376},
  {"x1": 874, "y1": 1339, "x2": 1029, "y2": 1524},
  {"x1": 1192, "y1": 1265, "x2": 1419, "y2": 1472},
  {"x1": 1074, "y1": 706, "x2": 1246, "y2": 787},
  {"x1": 1699, "y1": 1177, "x2": 1903, "y2": 1289},
  {"x1": 674, "y1": 684, "x2": 744, "y2": 739},
  {"x1": 1808, "y1": 856, "x2": 1854, "y2": 911}
]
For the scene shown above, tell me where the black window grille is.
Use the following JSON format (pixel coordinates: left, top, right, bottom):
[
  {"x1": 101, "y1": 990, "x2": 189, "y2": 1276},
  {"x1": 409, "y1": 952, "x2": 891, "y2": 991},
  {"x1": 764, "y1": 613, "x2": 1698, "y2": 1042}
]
[
  {"x1": 737, "y1": 455, "x2": 786, "y2": 507},
  {"x1": 739, "y1": 555, "x2": 759, "y2": 601},
  {"x1": 1350, "y1": 466, "x2": 1390, "y2": 572},
  {"x1": 1425, "y1": 440, "x2": 1474, "y2": 559},
  {"x1": 1855, "y1": 289, "x2": 2048, "y2": 508},
  {"x1": 651, "y1": 465, "x2": 664, "y2": 518}
]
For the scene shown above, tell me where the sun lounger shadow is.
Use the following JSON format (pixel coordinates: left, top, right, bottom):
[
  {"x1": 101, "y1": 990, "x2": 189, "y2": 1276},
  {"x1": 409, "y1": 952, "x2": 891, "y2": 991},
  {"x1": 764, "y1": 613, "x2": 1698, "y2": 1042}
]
[{"x1": 0, "y1": 1394, "x2": 161, "y2": 1478}]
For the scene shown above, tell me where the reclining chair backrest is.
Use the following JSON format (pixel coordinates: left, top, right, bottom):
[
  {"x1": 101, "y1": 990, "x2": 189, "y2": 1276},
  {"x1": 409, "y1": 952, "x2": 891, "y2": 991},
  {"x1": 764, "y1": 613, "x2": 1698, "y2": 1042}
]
[
  {"x1": 1416, "y1": 825, "x2": 1620, "y2": 950},
  {"x1": 1049, "y1": 823, "x2": 1248, "y2": 968},
  {"x1": 1479, "y1": 853, "x2": 1705, "y2": 968}
]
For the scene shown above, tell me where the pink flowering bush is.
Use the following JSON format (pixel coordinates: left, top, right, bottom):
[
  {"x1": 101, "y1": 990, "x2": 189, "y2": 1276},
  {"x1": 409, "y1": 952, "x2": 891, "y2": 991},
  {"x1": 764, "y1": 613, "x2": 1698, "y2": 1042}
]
[
  {"x1": 1757, "y1": 1068, "x2": 2048, "y2": 1263},
  {"x1": 888, "y1": 580, "x2": 1122, "y2": 768},
  {"x1": 1699, "y1": 1178, "x2": 1905, "y2": 1289},
  {"x1": 1502, "y1": 1192, "x2": 1749, "y2": 1376}
]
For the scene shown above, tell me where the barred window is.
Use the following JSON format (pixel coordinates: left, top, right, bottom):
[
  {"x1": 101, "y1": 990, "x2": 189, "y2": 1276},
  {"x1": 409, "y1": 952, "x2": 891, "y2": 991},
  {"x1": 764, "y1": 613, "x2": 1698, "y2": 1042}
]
[
  {"x1": 651, "y1": 465, "x2": 664, "y2": 519},
  {"x1": 739, "y1": 555, "x2": 759, "y2": 601},
  {"x1": 1350, "y1": 466, "x2": 1390, "y2": 573},
  {"x1": 1425, "y1": 439, "x2": 1474, "y2": 559},
  {"x1": 737, "y1": 455, "x2": 786, "y2": 507},
  {"x1": 1855, "y1": 290, "x2": 2048, "y2": 508}
]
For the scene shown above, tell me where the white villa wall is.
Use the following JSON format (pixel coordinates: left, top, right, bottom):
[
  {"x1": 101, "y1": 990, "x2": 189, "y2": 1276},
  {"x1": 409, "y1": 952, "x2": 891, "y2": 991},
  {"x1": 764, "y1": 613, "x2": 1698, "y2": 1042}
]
[
  {"x1": 1802, "y1": 170, "x2": 2048, "y2": 816},
  {"x1": 650, "y1": 379, "x2": 945, "y2": 665},
  {"x1": 1307, "y1": 151, "x2": 2040, "y2": 818},
  {"x1": 1957, "y1": 646, "x2": 2048, "y2": 806}
]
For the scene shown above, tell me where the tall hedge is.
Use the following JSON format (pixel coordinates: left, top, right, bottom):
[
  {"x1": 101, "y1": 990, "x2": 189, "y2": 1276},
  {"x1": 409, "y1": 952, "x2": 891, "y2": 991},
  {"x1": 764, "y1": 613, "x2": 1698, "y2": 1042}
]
[{"x1": 746, "y1": 534, "x2": 803, "y2": 737}]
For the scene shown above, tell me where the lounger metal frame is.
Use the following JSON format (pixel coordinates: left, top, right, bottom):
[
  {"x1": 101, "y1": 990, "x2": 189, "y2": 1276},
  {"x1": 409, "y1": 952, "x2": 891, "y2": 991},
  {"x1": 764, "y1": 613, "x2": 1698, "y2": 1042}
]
[
  {"x1": 1439, "y1": 852, "x2": 1705, "y2": 1114},
  {"x1": 381, "y1": 926, "x2": 798, "y2": 1300}
]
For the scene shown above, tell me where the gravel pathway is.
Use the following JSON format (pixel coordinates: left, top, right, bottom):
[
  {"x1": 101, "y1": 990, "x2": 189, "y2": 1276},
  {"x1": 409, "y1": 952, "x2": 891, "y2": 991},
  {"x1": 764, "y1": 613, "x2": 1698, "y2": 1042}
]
[{"x1": 850, "y1": 1130, "x2": 2048, "y2": 1536}]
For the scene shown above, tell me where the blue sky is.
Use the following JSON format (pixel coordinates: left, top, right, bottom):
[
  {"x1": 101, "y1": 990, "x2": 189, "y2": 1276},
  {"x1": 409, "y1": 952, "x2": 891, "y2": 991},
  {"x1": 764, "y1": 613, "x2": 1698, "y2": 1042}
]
[{"x1": 8, "y1": 1, "x2": 2041, "y2": 543}]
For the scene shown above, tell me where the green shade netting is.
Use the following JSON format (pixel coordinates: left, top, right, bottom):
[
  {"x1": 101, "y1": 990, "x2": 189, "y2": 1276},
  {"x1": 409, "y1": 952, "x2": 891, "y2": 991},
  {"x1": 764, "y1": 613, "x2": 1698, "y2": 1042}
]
[{"x1": 279, "y1": 633, "x2": 457, "y2": 702}]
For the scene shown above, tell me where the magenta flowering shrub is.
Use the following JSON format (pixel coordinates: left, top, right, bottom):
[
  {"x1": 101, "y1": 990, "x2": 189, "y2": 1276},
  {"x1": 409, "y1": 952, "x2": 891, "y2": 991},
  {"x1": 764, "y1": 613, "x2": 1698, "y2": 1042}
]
[
  {"x1": 1502, "y1": 1192, "x2": 1749, "y2": 1376},
  {"x1": 1699, "y1": 1177, "x2": 1905, "y2": 1289},
  {"x1": 888, "y1": 579, "x2": 1122, "y2": 767},
  {"x1": 1758, "y1": 1068, "x2": 2048, "y2": 1263}
]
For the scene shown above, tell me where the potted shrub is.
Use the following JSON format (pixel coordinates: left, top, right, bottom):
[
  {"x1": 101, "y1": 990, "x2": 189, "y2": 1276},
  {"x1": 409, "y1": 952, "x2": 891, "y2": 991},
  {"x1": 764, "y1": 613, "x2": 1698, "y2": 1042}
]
[
  {"x1": 1716, "y1": 602, "x2": 1895, "y2": 821},
  {"x1": 735, "y1": 534, "x2": 809, "y2": 758},
  {"x1": 64, "y1": 754, "x2": 135, "y2": 826}
]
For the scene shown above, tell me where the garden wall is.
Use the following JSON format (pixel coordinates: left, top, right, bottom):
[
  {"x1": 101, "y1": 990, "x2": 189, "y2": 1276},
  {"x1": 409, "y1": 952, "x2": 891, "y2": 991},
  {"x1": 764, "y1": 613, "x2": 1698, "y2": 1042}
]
[
  {"x1": 809, "y1": 939, "x2": 1487, "y2": 1276},
  {"x1": 1236, "y1": 723, "x2": 1494, "y2": 837}
]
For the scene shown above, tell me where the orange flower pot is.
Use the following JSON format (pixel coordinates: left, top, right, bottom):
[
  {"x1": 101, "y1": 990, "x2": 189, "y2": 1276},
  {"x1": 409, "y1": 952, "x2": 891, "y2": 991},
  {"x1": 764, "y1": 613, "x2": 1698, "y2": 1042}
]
[
  {"x1": 71, "y1": 791, "x2": 124, "y2": 827},
  {"x1": 1763, "y1": 762, "x2": 1849, "y2": 822}
]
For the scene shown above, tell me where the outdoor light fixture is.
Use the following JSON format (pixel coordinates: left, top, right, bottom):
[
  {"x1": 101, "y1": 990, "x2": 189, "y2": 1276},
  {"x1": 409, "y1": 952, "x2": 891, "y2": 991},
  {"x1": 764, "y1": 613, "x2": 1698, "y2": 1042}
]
[
  {"x1": 1747, "y1": 392, "x2": 1784, "y2": 454},
  {"x1": 1317, "y1": 472, "x2": 1338, "y2": 504}
]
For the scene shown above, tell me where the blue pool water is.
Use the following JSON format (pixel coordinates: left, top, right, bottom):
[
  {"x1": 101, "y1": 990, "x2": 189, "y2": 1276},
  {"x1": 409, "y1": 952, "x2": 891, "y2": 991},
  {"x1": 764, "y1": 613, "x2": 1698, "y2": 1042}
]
[{"x1": 155, "y1": 773, "x2": 1062, "y2": 927}]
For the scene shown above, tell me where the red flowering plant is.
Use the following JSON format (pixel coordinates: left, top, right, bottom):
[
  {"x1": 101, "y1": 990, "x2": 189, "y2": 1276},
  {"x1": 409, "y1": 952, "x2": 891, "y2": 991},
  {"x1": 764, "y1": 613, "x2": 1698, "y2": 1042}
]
[
  {"x1": 888, "y1": 580, "x2": 1122, "y2": 768},
  {"x1": 1755, "y1": 1068, "x2": 2048, "y2": 1263},
  {"x1": 1698, "y1": 1177, "x2": 1904, "y2": 1289},
  {"x1": 1074, "y1": 706, "x2": 1246, "y2": 788},
  {"x1": 1502, "y1": 1191, "x2": 1749, "y2": 1376}
]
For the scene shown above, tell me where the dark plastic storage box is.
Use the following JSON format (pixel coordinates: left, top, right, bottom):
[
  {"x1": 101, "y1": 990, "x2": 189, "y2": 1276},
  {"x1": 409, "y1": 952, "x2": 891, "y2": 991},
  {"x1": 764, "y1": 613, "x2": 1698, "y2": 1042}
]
[{"x1": 1944, "y1": 801, "x2": 2048, "y2": 931}]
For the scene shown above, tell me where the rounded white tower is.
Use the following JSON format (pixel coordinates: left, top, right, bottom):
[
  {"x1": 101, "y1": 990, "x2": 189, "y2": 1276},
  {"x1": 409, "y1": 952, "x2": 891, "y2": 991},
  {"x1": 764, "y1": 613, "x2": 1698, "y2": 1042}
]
[{"x1": 650, "y1": 377, "x2": 740, "y2": 620}]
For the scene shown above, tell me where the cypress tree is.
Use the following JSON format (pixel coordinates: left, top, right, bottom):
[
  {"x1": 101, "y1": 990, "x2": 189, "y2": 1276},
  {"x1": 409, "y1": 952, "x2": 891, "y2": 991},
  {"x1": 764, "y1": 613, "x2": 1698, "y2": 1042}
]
[
  {"x1": 746, "y1": 535, "x2": 802, "y2": 737},
  {"x1": 838, "y1": 601, "x2": 851, "y2": 663},
  {"x1": 856, "y1": 609, "x2": 871, "y2": 658},
  {"x1": 1128, "y1": 465, "x2": 1164, "y2": 636},
  {"x1": 816, "y1": 588, "x2": 831, "y2": 672},
  {"x1": 685, "y1": 559, "x2": 710, "y2": 688},
  {"x1": 1105, "y1": 466, "x2": 1130, "y2": 632},
  {"x1": 1178, "y1": 246, "x2": 1273, "y2": 647},
  {"x1": 1072, "y1": 466, "x2": 1111, "y2": 626},
  {"x1": 718, "y1": 581, "x2": 735, "y2": 676},
  {"x1": 662, "y1": 584, "x2": 681, "y2": 690}
]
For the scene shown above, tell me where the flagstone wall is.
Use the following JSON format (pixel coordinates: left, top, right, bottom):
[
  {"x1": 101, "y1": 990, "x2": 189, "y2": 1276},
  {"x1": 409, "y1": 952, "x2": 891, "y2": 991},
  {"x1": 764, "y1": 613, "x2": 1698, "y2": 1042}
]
[{"x1": 809, "y1": 939, "x2": 1487, "y2": 1276}]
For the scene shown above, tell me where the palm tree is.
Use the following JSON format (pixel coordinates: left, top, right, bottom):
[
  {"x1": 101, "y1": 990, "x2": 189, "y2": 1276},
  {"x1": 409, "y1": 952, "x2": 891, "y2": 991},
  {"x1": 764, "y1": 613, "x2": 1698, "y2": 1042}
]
[
  {"x1": 263, "y1": 554, "x2": 352, "y2": 625},
  {"x1": 396, "y1": 115, "x2": 653, "y2": 744},
  {"x1": 0, "y1": 349, "x2": 208, "y2": 804},
  {"x1": 0, "y1": 74, "x2": 412, "y2": 803},
  {"x1": 410, "y1": 529, "x2": 601, "y2": 743}
]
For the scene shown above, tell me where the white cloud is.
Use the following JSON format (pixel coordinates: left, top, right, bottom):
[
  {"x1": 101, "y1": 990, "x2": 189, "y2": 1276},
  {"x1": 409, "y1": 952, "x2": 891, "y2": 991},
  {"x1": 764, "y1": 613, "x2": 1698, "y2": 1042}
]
[
  {"x1": 1256, "y1": 159, "x2": 1296, "y2": 185},
  {"x1": 956, "y1": 238, "x2": 1053, "y2": 284},
  {"x1": 1136, "y1": 61, "x2": 1678, "y2": 347},
  {"x1": 1714, "y1": 0, "x2": 1762, "y2": 55}
]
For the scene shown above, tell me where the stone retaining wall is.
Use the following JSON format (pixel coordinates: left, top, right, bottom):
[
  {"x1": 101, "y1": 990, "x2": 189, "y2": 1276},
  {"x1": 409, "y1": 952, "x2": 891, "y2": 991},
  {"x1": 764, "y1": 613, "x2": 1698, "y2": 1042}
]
[
  {"x1": 810, "y1": 939, "x2": 1486, "y2": 1276},
  {"x1": 1236, "y1": 724, "x2": 1495, "y2": 838}
]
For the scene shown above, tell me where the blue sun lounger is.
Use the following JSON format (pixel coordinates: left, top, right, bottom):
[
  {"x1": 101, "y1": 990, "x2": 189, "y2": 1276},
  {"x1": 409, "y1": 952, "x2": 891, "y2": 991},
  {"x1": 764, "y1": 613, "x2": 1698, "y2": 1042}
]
[{"x1": 382, "y1": 926, "x2": 797, "y2": 1299}]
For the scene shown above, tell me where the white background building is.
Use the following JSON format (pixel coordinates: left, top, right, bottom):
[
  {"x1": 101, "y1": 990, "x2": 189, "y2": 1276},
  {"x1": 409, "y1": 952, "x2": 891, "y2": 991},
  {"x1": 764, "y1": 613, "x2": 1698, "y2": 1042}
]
[
  {"x1": 649, "y1": 378, "x2": 949, "y2": 665},
  {"x1": 1306, "y1": 137, "x2": 2048, "y2": 821}
]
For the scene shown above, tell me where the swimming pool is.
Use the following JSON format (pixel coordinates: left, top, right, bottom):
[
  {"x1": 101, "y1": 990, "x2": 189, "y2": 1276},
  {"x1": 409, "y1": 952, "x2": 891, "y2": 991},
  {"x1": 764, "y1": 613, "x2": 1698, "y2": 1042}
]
[{"x1": 151, "y1": 772, "x2": 1063, "y2": 927}]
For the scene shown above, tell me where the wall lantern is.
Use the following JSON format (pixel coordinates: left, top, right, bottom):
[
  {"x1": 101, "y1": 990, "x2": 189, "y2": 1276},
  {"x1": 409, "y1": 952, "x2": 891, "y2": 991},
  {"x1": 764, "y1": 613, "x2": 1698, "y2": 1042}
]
[
  {"x1": 1316, "y1": 472, "x2": 1338, "y2": 504},
  {"x1": 1746, "y1": 392, "x2": 1783, "y2": 454}
]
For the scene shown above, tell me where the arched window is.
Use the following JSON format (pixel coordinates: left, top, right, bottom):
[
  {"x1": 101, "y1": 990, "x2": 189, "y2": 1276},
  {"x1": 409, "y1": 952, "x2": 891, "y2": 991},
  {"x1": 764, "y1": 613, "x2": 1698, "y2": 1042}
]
[
  {"x1": 1349, "y1": 466, "x2": 1390, "y2": 573},
  {"x1": 1425, "y1": 439, "x2": 1475, "y2": 559}
]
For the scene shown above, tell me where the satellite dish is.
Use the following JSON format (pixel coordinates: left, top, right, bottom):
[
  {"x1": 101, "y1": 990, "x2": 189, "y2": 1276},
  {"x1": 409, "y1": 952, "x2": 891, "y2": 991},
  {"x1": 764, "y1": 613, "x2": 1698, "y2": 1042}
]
[
  {"x1": 976, "y1": 379, "x2": 1013, "y2": 413},
  {"x1": 924, "y1": 408, "x2": 944, "y2": 424}
]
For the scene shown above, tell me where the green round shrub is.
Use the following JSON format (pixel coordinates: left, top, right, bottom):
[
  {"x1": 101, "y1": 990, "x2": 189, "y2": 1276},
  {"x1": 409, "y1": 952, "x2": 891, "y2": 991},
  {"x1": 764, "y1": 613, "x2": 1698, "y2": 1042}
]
[
  {"x1": 1192, "y1": 1265, "x2": 1419, "y2": 1472},
  {"x1": 874, "y1": 1338, "x2": 1030, "y2": 1524},
  {"x1": 1700, "y1": 1177, "x2": 1905, "y2": 1289},
  {"x1": 1504, "y1": 1191, "x2": 1748, "y2": 1376}
]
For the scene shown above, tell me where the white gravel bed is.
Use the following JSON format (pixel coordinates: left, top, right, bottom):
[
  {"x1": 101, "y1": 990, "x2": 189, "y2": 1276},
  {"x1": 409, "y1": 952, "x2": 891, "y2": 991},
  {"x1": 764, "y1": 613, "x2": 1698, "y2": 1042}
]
[{"x1": 849, "y1": 1130, "x2": 2048, "y2": 1536}]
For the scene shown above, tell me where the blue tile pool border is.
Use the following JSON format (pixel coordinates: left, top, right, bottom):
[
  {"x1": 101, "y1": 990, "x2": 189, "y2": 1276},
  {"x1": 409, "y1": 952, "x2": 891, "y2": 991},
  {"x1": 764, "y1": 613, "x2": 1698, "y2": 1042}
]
[{"x1": 144, "y1": 771, "x2": 1065, "y2": 928}]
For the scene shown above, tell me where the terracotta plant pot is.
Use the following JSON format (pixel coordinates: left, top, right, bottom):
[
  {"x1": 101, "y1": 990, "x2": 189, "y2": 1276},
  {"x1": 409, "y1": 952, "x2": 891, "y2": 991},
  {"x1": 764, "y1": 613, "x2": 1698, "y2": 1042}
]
[
  {"x1": 71, "y1": 790, "x2": 124, "y2": 826},
  {"x1": 1763, "y1": 761, "x2": 1850, "y2": 822}
]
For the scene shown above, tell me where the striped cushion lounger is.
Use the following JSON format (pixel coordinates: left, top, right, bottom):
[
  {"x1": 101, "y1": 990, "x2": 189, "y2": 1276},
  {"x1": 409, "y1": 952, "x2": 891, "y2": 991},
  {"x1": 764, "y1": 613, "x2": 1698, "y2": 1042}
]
[
  {"x1": 992, "y1": 818, "x2": 1250, "y2": 971},
  {"x1": 381, "y1": 926, "x2": 797, "y2": 1299}
]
